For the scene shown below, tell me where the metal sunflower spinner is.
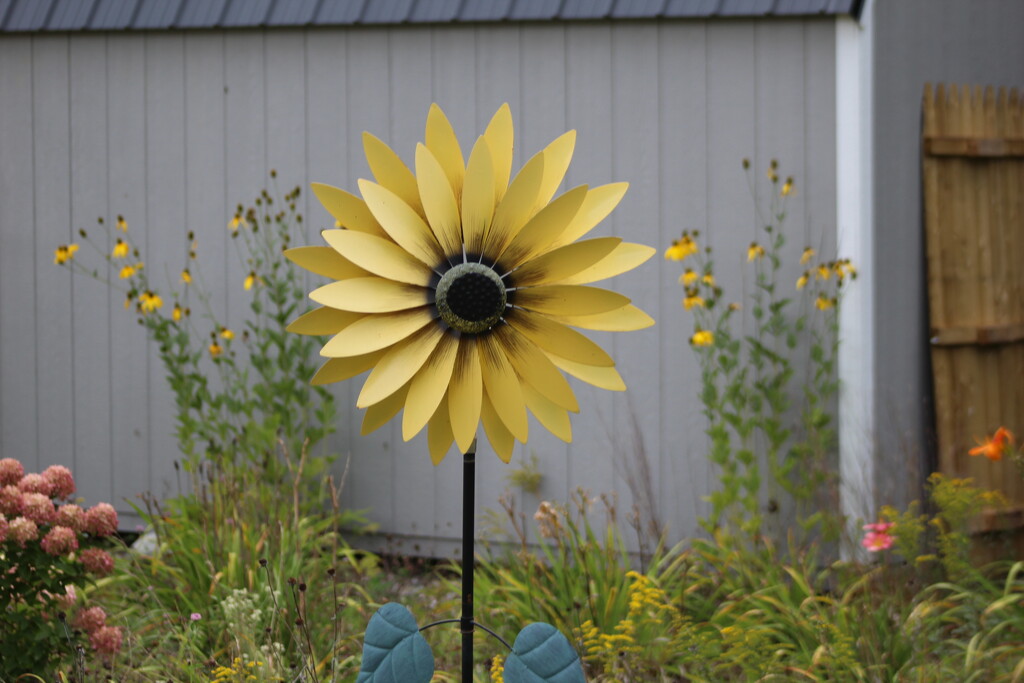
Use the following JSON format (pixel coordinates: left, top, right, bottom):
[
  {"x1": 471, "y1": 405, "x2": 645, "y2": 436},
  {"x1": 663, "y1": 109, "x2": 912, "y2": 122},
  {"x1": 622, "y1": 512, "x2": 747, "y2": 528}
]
[{"x1": 354, "y1": 443, "x2": 586, "y2": 683}]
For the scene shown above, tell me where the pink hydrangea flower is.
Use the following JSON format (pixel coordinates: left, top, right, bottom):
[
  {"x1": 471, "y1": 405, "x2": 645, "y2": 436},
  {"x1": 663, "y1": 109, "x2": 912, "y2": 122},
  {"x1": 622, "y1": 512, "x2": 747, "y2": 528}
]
[
  {"x1": 0, "y1": 485, "x2": 23, "y2": 515},
  {"x1": 8, "y1": 516, "x2": 39, "y2": 546},
  {"x1": 74, "y1": 606, "x2": 107, "y2": 634},
  {"x1": 0, "y1": 513, "x2": 8, "y2": 543},
  {"x1": 21, "y1": 492, "x2": 56, "y2": 525},
  {"x1": 0, "y1": 458, "x2": 24, "y2": 486},
  {"x1": 55, "y1": 503, "x2": 85, "y2": 531},
  {"x1": 42, "y1": 465, "x2": 76, "y2": 500},
  {"x1": 17, "y1": 473, "x2": 53, "y2": 496},
  {"x1": 79, "y1": 548, "x2": 115, "y2": 576},
  {"x1": 40, "y1": 525, "x2": 79, "y2": 556},
  {"x1": 84, "y1": 503, "x2": 118, "y2": 537},
  {"x1": 89, "y1": 625, "x2": 123, "y2": 658}
]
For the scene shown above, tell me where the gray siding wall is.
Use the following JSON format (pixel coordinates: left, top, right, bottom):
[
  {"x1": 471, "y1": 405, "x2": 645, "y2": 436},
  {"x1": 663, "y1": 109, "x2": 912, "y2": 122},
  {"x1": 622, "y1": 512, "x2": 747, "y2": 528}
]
[
  {"x1": 870, "y1": 0, "x2": 1024, "y2": 510},
  {"x1": 0, "y1": 20, "x2": 837, "y2": 553}
]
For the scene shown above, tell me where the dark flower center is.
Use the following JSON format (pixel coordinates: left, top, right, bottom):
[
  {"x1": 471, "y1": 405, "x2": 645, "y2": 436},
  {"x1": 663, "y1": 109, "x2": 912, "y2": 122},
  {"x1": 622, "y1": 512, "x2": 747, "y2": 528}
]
[{"x1": 436, "y1": 262, "x2": 507, "y2": 334}]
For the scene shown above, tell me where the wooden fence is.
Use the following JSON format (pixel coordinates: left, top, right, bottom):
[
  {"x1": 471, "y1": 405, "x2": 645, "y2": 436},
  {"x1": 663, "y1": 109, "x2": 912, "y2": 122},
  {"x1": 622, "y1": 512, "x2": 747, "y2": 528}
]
[{"x1": 922, "y1": 84, "x2": 1024, "y2": 540}]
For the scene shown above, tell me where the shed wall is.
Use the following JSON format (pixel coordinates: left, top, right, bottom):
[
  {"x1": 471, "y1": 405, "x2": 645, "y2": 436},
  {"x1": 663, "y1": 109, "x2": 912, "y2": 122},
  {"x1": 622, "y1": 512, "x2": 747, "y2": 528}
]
[
  {"x1": 870, "y1": 0, "x2": 1024, "y2": 510},
  {"x1": 0, "y1": 20, "x2": 837, "y2": 553}
]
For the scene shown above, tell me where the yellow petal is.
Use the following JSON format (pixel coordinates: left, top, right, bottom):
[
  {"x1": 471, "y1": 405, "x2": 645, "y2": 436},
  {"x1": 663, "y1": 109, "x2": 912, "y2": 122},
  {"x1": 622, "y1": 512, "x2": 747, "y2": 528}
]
[
  {"x1": 427, "y1": 392, "x2": 456, "y2": 465},
  {"x1": 523, "y1": 383, "x2": 572, "y2": 443},
  {"x1": 508, "y1": 309, "x2": 614, "y2": 367},
  {"x1": 310, "y1": 277, "x2": 428, "y2": 313},
  {"x1": 484, "y1": 103, "x2": 513, "y2": 203},
  {"x1": 415, "y1": 143, "x2": 463, "y2": 260},
  {"x1": 514, "y1": 285, "x2": 630, "y2": 317},
  {"x1": 448, "y1": 338, "x2": 483, "y2": 454},
  {"x1": 402, "y1": 333, "x2": 459, "y2": 441},
  {"x1": 361, "y1": 382, "x2": 409, "y2": 435},
  {"x1": 549, "y1": 182, "x2": 629, "y2": 249},
  {"x1": 362, "y1": 132, "x2": 424, "y2": 216},
  {"x1": 532, "y1": 130, "x2": 576, "y2": 215},
  {"x1": 481, "y1": 393, "x2": 515, "y2": 463},
  {"x1": 425, "y1": 103, "x2": 466, "y2": 199},
  {"x1": 359, "y1": 179, "x2": 445, "y2": 269},
  {"x1": 310, "y1": 351, "x2": 386, "y2": 385},
  {"x1": 356, "y1": 324, "x2": 446, "y2": 407},
  {"x1": 479, "y1": 334, "x2": 528, "y2": 442},
  {"x1": 284, "y1": 246, "x2": 371, "y2": 281},
  {"x1": 483, "y1": 152, "x2": 545, "y2": 259},
  {"x1": 554, "y1": 242, "x2": 655, "y2": 285},
  {"x1": 287, "y1": 307, "x2": 364, "y2": 336},
  {"x1": 549, "y1": 304, "x2": 655, "y2": 331},
  {"x1": 545, "y1": 353, "x2": 626, "y2": 391},
  {"x1": 492, "y1": 324, "x2": 578, "y2": 412},
  {"x1": 321, "y1": 229, "x2": 433, "y2": 286},
  {"x1": 461, "y1": 136, "x2": 495, "y2": 256},
  {"x1": 500, "y1": 185, "x2": 588, "y2": 270},
  {"x1": 320, "y1": 308, "x2": 433, "y2": 357},
  {"x1": 508, "y1": 237, "x2": 621, "y2": 287},
  {"x1": 311, "y1": 183, "x2": 388, "y2": 238}
]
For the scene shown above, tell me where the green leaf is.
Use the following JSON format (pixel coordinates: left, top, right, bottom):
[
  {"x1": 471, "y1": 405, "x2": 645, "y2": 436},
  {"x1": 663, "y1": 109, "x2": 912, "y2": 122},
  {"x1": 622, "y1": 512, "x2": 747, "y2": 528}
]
[
  {"x1": 504, "y1": 622, "x2": 585, "y2": 683},
  {"x1": 357, "y1": 603, "x2": 434, "y2": 683}
]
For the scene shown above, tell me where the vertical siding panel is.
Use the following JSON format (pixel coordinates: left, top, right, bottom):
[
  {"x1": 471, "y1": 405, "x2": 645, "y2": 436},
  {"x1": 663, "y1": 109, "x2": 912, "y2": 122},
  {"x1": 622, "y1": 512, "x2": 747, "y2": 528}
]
[
  {"x1": 0, "y1": 37, "x2": 38, "y2": 468},
  {"x1": 387, "y1": 29, "x2": 436, "y2": 553},
  {"x1": 305, "y1": 29, "x2": 355, "y2": 501},
  {"x1": 519, "y1": 24, "x2": 570, "y2": 510},
  {"x1": 144, "y1": 34, "x2": 186, "y2": 498},
  {"x1": 265, "y1": 31, "x2": 307, "y2": 187},
  {"x1": 69, "y1": 35, "x2": 112, "y2": 503},
  {"x1": 610, "y1": 23, "x2": 662, "y2": 551},
  {"x1": 803, "y1": 23, "x2": 836, "y2": 267},
  {"x1": 430, "y1": 26, "x2": 478, "y2": 542},
  {"x1": 107, "y1": 35, "x2": 150, "y2": 516},
  {"x1": 344, "y1": 28, "x2": 395, "y2": 535},
  {"x1": 657, "y1": 21, "x2": 710, "y2": 542},
  {"x1": 563, "y1": 23, "x2": 616, "y2": 528},
  {"x1": 33, "y1": 36, "x2": 74, "y2": 475}
]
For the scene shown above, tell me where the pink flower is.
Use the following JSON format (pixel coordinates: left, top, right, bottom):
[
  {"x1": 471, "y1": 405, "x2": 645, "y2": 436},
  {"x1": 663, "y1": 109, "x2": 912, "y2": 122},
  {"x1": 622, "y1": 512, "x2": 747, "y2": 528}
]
[
  {"x1": 79, "y1": 548, "x2": 115, "y2": 576},
  {"x1": 0, "y1": 458, "x2": 24, "y2": 486},
  {"x1": 42, "y1": 465, "x2": 76, "y2": 500},
  {"x1": 190, "y1": 612, "x2": 202, "y2": 621},
  {"x1": 862, "y1": 521, "x2": 894, "y2": 534},
  {"x1": 89, "y1": 625, "x2": 123, "y2": 657},
  {"x1": 0, "y1": 485, "x2": 23, "y2": 515},
  {"x1": 84, "y1": 503, "x2": 118, "y2": 537},
  {"x1": 40, "y1": 525, "x2": 79, "y2": 556},
  {"x1": 862, "y1": 532, "x2": 895, "y2": 552},
  {"x1": 21, "y1": 492, "x2": 56, "y2": 525},
  {"x1": 18, "y1": 473, "x2": 53, "y2": 496},
  {"x1": 74, "y1": 606, "x2": 107, "y2": 634},
  {"x1": 55, "y1": 504, "x2": 85, "y2": 531},
  {"x1": 0, "y1": 513, "x2": 8, "y2": 543},
  {"x1": 8, "y1": 516, "x2": 39, "y2": 546}
]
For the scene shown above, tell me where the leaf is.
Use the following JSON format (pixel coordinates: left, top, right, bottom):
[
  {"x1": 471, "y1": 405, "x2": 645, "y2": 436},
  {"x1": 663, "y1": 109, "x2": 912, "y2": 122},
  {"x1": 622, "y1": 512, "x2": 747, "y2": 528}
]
[
  {"x1": 503, "y1": 622, "x2": 585, "y2": 683},
  {"x1": 356, "y1": 603, "x2": 434, "y2": 683}
]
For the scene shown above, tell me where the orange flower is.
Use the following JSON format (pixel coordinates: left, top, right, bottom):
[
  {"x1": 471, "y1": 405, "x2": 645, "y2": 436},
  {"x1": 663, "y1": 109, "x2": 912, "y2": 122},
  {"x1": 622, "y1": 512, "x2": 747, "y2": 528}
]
[{"x1": 969, "y1": 427, "x2": 1014, "y2": 462}]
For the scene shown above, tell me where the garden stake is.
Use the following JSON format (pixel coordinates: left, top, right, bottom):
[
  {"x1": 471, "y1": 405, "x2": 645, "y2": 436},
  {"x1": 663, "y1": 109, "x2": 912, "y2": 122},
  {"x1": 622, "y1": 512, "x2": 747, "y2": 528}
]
[{"x1": 461, "y1": 438, "x2": 477, "y2": 683}]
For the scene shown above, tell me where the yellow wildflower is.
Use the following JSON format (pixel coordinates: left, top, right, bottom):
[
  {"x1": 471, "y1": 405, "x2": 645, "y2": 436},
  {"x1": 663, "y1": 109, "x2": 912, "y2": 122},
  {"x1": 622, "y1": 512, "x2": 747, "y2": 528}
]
[
  {"x1": 691, "y1": 329, "x2": 714, "y2": 346},
  {"x1": 138, "y1": 291, "x2": 163, "y2": 313},
  {"x1": 53, "y1": 244, "x2": 79, "y2": 264},
  {"x1": 124, "y1": 294, "x2": 132, "y2": 310},
  {"x1": 116, "y1": 215, "x2": 127, "y2": 232},
  {"x1": 209, "y1": 341, "x2": 223, "y2": 358},
  {"x1": 181, "y1": 269, "x2": 192, "y2": 284},
  {"x1": 683, "y1": 294, "x2": 704, "y2": 310},
  {"x1": 701, "y1": 273, "x2": 715, "y2": 287},
  {"x1": 767, "y1": 168, "x2": 778, "y2": 183},
  {"x1": 228, "y1": 214, "x2": 247, "y2": 232},
  {"x1": 112, "y1": 239, "x2": 129, "y2": 259},
  {"x1": 796, "y1": 273, "x2": 808, "y2": 290},
  {"x1": 747, "y1": 242, "x2": 765, "y2": 262},
  {"x1": 679, "y1": 269, "x2": 698, "y2": 286},
  {"x1": 172, "y1": 304, "x2": 182, "y2": 322},
  {"x1": 243, "y1": 271, "x2": 256, "y2": 291},
  {"x1": 800, "y1": 247, "x2": 815, "y2": 265},
  {"x1": 490, "y1": 653, "x2": 505, "y2": 683},
  {"x1": 816, "y1": 264, "x2": 831, "y2": 280},
  {"x1": 665, "y1": 234, "x2": 698, "y2": 261},
  {"x1": 815, "y1": 295, "x2": 833, "y2": 310},
  {"x1": 220, "y1": 328, "x2": 234, "y2": 340},
  {"x1": 781, "y1": 177, "x2": 793, "y2": 196},
  {"x1": 119, "y1": 264, "x2": 136, "y2": 279}
]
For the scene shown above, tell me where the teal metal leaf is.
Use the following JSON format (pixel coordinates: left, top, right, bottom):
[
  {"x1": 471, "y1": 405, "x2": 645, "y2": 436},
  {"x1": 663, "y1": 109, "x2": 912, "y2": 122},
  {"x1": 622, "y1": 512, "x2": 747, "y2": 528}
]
[
  {"x1": 503, "y1": 622, "x2": 586, "y2": 683},
  {"x1": 356, "y1": 603, "x2": 434, "y2": 683}
]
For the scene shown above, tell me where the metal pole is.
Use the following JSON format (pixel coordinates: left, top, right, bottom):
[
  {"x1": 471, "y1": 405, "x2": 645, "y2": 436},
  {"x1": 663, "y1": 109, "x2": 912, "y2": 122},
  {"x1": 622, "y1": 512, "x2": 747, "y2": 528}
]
[{"x1": 461, "y1": 438, "x2": 477, "y2": 683}]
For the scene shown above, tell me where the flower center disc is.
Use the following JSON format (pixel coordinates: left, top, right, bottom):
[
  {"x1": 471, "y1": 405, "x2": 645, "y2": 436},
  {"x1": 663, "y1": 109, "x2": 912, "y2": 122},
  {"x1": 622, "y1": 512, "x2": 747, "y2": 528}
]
[{"x1": 436, "y1": 262, "x2": 507, "y2": 334}]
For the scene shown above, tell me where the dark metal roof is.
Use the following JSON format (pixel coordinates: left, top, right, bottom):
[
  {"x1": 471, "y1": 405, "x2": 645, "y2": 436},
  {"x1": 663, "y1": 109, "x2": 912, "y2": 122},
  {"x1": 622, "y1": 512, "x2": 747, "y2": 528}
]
[{"x1": 0, "y1": 0, "x2": 861, "y2": 32}]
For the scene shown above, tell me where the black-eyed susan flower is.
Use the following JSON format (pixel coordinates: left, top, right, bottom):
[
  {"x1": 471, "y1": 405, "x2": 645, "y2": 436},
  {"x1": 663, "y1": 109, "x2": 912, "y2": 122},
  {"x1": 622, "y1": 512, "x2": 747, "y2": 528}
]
[
  {"x1": 800, "y1": 247, "x2": 815, "y2": 265},
  {"x1": 664, "y1": 233, "x2": 698, "y2": 261},
  {"x1": 116, "y1": 215, "x2": 127, "y2": 232},
  {"x1": 747, "y1": 242, "x2": 765, "y2": 262},
  {"x1": 286, "y1": 103, "x2": 655, "y2": 463},
  {"x1": 172, "y1": 304, "x2": 182, "y2": 322},
  {"x1": 690, "y1": 329, "x2": 714, "y2": 346},
  {"x1": 53, "y1": 244, "x2": 79, "y2": 264},
  {"x1": 208, "y1": 341, "x2": 223, "y2": 358},
  {"x1": 220, "y1": 328, "x2": 234, "y2": 341},
  {"x1": 138, "y1": 291, "x2": 162, "y2": 313},
  {"x1": 679, "y1": 269, "x2": 698, "y2": 286},
  {"x1": 112, "y1": 239, "x2": 129, "y2": 259},
  {"x1": 815, "y1": 295, "x2": 834, "y2": 311},
  {"x1": 118, "y1": 264, "x2": 136, "y2": 279},
  {"x1": 701, "y1": 273, "x2": 715, "y2": 287},
  {"x1": 781, "y1": 177, "x2": 793, "y2": 197},
  {"x1": 683, "y1": 293, "x2": 704, "y2": 310},
  {"x1": 796, "y1": 272, "x2": 808, "y2": 290},
  {"x1": 243, "y1": 271, "x2": 256, "y2": 291},
  {"x1": 228, "y1": 215, "x2": 247, "y2": 232},
  {"x1": 816, "y1": 264, "x2": 831, "y2": 280}
]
